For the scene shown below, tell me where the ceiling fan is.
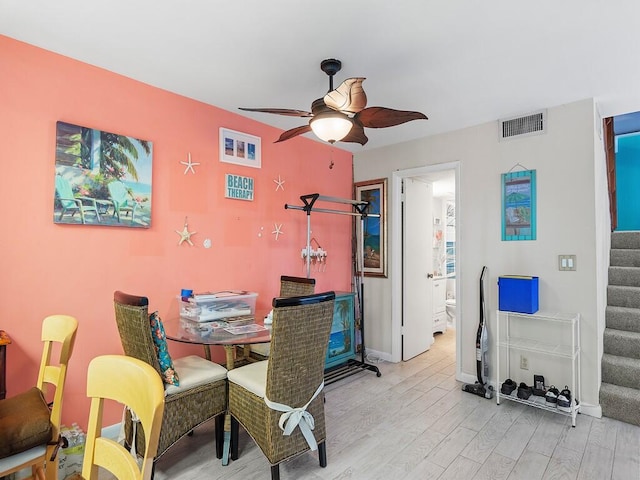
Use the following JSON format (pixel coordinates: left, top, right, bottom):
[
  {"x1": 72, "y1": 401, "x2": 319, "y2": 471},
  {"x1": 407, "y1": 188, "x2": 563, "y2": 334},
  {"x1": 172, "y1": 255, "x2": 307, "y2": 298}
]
[{"x1": 239, "y1": 58, "x2": 428, "y2": 145}]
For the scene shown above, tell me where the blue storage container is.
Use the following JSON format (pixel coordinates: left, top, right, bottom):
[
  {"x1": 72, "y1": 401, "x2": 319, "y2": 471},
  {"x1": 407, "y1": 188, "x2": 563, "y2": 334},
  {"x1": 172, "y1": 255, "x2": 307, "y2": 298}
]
[{"x1": 498, "y1": 276, "x2": 539, "y2": 314}]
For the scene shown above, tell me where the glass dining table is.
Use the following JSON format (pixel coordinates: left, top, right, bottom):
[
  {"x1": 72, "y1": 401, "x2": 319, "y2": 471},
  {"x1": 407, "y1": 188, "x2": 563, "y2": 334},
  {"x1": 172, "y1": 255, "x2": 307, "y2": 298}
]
[
  {"x1": 162, "y1": 314, "x2": 271, "y2": 464},
  {"x1": 162, "y1": 314, "x2": 271, "y2": 369}
]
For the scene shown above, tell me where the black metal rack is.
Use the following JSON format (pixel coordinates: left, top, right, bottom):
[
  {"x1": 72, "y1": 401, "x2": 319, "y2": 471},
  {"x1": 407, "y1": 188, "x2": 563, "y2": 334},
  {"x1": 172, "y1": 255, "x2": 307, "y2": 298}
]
[{"x1": 285, "y1": 193, "x2": 382, "y2": 384}]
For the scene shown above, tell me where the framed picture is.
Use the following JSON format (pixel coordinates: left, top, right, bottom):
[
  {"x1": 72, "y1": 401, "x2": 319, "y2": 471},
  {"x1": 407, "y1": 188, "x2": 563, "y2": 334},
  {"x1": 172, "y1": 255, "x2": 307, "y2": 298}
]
[
  {"x1": 54, "y1": 121, "x2": 152, "y2": 228},
  {"x1": 501, "y1": 169, "x2": 537, "y2": 241},
  {"x1": 355, "y1": 178, "x2": 387, "y2": 277},
  {"x1": 219, "y1": 128, "x2": 261, "y2": 168}
]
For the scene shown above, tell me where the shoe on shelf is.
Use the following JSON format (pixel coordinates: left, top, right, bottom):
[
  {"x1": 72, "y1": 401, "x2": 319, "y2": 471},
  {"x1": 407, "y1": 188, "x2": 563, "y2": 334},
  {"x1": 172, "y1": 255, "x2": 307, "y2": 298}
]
[
  {"x1": 533, "y1": 374, "x2": 546, "y2": 396},
  {"x1": 557, "y1": 386, "x2": 574, "y2": 413},
  {"x1": 517, "y1": 382, "x2": 533, "y2": 400},
  {"x1": 501, "y1": 378, "x2": 517, "y2": 395},
  {"x1": 545, "y1": 385, "x2": 560, "y2": 407}
]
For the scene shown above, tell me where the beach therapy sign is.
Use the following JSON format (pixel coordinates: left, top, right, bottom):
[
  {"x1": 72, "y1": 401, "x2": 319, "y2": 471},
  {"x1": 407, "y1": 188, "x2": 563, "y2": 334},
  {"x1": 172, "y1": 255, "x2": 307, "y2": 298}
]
[{"x1": 225, "y1": 174, "x2": 254, "y2": 201}]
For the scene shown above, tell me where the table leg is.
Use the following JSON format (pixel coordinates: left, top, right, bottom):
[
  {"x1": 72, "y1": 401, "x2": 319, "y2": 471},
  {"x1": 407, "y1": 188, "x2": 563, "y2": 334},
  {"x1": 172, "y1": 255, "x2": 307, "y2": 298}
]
[{"x1": 221, "y1": 345, "x2": 236, "y2": 465}]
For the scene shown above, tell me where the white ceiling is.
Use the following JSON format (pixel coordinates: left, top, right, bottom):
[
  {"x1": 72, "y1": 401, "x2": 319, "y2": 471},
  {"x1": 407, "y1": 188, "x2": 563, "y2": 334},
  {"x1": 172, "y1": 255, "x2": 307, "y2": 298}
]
[{"x1": 3, "y1": 0, "x2": 640, "y2": 152}]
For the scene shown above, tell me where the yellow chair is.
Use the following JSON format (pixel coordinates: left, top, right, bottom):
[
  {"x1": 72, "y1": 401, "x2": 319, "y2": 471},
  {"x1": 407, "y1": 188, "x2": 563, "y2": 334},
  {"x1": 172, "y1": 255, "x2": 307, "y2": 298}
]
[
  {"x1": 0, "y1": 314, "x2": 78, "y2": 480},
  {"x1": 80, "y1": 355, "x2": 165, "y2": 480},
  {"x1": 228, "y1": 292, "x2": 335, "y2": 480}
]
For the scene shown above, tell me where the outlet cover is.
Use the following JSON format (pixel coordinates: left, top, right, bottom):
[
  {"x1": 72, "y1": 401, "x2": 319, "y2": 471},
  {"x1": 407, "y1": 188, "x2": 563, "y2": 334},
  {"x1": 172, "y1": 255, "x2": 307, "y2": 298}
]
[{"x1": 520, "y1": 355, "x2": 529, "y2": 370}]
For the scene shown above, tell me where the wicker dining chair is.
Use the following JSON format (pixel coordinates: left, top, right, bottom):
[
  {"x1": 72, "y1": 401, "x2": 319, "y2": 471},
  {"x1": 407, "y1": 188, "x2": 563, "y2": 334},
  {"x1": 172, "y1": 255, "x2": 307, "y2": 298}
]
[
  {"x1": 247, "y1": 276, "x2": 316, "y2": 361},
  {"x1": 228, "y1": 291, "x2": 335, "y2": 480},
  {"x1": 113, "y1": 291, "x2": 228, "y2": 468},
  {"x1": 279, "y1": 275, "x2": 316, "y2": 297}
]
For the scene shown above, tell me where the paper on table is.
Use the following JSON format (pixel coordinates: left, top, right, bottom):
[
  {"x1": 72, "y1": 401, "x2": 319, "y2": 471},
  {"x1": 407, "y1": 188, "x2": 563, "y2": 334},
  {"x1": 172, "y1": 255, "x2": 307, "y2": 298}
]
[{"x1": 223, "y1": 324, "x2": 268, "y2": 335}]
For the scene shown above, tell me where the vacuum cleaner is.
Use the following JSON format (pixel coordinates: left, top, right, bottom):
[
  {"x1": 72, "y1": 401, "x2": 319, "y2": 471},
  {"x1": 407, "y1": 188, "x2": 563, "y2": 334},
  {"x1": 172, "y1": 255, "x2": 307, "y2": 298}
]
[{"x1": 462, "y1": 265, "x2": 494, "y2": 399}]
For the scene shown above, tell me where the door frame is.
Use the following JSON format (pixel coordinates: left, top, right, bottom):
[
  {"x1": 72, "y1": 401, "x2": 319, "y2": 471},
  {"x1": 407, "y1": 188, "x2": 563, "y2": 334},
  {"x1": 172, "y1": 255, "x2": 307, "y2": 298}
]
[{"x1": 391, "y1": 162, "x2": 461, "y2": 374}]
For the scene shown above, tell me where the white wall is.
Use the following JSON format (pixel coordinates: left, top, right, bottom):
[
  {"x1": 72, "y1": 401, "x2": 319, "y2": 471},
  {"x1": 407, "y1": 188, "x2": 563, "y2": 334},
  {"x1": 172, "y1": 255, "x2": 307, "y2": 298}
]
[{"x1": 354, "y1": 98, "x2": 608, "y2": 414}]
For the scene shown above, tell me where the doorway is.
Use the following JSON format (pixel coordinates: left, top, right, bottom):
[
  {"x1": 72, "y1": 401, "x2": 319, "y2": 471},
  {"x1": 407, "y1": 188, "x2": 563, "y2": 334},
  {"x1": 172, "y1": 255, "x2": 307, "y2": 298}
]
[{"x1": 391, "y1": 163, "x2": 460, "y2": 376}]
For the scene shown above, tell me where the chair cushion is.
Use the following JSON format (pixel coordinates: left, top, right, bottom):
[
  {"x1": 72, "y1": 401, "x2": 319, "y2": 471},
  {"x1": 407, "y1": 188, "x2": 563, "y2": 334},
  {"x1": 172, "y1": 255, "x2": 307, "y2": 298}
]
[
  {"x1": 165, "y1": 355, "x2": 227, "y2": 396},
  {"x1": 0, "y1": 387, "x2": 52, "y2": 459},
  {"x1": 227, "y1": 360, "x2": 268, "y2": 398},
  {"x1": 149, "y1": 311, "x2": 180, "y2": 386}
]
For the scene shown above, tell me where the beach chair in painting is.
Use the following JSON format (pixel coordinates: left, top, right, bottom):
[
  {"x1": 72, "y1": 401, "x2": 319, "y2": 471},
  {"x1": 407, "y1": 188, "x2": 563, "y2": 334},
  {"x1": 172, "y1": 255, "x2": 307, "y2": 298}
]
[
  {"x1": 54, "y1": 175, "x2": 101, "y2": 224},
  {"x1": 108, "y1": 181, "x2": 138, "y2": 225}
]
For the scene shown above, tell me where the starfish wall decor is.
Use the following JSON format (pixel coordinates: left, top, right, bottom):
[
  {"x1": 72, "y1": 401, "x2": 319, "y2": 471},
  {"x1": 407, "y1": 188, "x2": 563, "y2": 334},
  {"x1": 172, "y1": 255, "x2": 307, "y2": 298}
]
[
  {"x1": 180, "y1": 152, "x2": 200, "y2": 175},
  {"x1": 176, "y1": 217, "x2": 196, "y2": 246}
]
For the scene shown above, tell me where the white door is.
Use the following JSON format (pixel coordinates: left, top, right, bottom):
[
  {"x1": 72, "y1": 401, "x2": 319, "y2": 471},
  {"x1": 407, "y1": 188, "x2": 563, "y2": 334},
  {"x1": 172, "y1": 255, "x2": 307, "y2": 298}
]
[{"x1": 402, "y1": 177, "x2": 434, "y2": 360}]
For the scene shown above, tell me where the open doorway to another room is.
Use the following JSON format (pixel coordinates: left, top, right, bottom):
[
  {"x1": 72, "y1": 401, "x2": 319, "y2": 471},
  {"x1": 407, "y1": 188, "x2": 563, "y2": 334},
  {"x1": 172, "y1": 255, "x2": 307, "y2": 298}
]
[{"x1": 391, "y1": 163, "x2": 460, "y2": 378}]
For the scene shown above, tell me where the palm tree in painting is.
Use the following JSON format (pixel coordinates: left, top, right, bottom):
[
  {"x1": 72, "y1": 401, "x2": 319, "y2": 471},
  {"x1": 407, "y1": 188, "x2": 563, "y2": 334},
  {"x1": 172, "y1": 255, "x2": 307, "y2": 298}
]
[
  {"x1": 100, "y1": 131, "x2": 150, "y2": 183},
  {"x1": 56, "y1": 122, "x2": 150, "y2": 200}
]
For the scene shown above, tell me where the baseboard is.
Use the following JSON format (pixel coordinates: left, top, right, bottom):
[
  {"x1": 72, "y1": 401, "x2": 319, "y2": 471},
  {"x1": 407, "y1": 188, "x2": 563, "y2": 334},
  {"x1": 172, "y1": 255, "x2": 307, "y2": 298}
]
[
  {"x1": 364, "y1": 348, "x2": 392, "y2": 363},
  {"x1": 579, "y1": 403, "x2": 602, "y2": 419}
]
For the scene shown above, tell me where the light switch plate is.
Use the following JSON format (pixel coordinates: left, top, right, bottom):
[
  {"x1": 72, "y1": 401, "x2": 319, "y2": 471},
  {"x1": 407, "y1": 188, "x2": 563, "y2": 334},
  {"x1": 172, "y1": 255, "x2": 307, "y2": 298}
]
[{"x1": 558, "y1": 254, "x2": 577, "y2": 271}]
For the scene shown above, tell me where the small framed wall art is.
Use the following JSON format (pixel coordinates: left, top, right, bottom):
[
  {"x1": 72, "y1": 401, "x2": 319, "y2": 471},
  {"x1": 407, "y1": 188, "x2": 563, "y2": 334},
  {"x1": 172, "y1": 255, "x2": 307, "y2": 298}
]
[
  {"x1": 501, "y1": 169, "x2": 537, "y2": 241},
  {"x1": 355, "y1": 178, "x2": 388, "y2": 277},
  {"x1": 219, "y1": 128, "x2": 261, "y2": 168}
]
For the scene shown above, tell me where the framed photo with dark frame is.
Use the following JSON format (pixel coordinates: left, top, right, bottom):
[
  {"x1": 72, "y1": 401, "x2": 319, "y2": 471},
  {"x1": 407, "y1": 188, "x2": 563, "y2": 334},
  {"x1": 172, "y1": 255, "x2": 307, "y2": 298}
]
[
  {"x1": 219, "y1": 127, "x2": 261, "y2": 168},
  {"x1": 355, "y1": 178, "x2": 388, "y2": 277}
]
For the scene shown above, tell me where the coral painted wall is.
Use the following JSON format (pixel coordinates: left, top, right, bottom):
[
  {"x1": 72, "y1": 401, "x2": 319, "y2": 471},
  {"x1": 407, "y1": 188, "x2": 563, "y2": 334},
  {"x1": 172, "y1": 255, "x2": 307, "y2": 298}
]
[{"x1": 0, "y1": 35, "x2": 353, "y2": 428}]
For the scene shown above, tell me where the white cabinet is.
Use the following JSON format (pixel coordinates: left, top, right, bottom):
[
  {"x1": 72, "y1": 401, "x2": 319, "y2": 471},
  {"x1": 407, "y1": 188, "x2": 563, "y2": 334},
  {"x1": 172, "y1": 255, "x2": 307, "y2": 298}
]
[
  {"x1": 433, "y1": 279, "x2": 447, "y2": 334},
  {"x1": 496, "y1": 310, "x2": 581, "y2": 426}
]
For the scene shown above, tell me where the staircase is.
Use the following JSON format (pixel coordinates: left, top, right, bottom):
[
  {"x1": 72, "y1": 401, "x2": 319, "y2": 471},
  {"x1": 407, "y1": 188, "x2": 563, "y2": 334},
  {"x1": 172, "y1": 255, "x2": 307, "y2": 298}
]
[{"x1": 600, "y1": 231, "x2": 640, "y2": 426}]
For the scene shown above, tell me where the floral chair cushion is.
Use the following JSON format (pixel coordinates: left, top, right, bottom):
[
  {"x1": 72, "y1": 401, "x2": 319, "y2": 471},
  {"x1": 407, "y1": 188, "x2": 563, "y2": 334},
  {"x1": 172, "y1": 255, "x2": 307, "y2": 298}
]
[{"x1": 149, "y1": 311, "x2": 179, "y2": 386}]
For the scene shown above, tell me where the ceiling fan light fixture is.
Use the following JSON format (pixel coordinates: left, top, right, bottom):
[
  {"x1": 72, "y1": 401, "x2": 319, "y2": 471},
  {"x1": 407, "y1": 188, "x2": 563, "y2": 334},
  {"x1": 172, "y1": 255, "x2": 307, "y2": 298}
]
[{"x1": 309, "y1": 113, "x2": 352, "y2": 144}]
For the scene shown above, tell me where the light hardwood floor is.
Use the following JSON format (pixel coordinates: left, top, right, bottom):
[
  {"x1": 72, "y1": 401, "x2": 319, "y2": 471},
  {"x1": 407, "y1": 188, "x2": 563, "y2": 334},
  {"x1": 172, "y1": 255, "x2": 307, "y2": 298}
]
[{"x1": 151, "y1": 329, "x2": 640, "y2": 480}]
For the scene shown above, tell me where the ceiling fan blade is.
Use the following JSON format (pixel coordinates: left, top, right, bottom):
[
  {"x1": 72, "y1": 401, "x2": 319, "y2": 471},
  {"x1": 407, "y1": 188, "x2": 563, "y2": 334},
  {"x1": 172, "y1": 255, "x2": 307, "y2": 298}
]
[
  {"x1": 239, "y1": 107, "x2": 313, "y2": 118},
  {"x1": 341, "y1": 123, "x2": 368, "y2": 145},
  {"x1": 324, "y1": 78, "x2": 367, "y2": 114},
  {"x1": 356, "y1": 107, "x2": 428, "y2": 128},
  {"x1": 274, "y1": 124, "x2": 312, "y2": 143}
]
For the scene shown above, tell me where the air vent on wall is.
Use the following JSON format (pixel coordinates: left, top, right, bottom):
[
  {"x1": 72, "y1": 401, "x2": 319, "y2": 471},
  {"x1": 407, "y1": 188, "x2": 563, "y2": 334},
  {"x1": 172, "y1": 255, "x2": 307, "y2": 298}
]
[{"x1": 499, "y1": 110, "x2": 546, "y2": 140}]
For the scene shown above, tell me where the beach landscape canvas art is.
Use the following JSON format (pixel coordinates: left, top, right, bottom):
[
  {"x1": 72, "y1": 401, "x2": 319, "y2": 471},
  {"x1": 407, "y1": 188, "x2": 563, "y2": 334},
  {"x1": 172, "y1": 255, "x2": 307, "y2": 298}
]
[{"x1": 54, "y1": 121, "x2": 152, "y2": 228}]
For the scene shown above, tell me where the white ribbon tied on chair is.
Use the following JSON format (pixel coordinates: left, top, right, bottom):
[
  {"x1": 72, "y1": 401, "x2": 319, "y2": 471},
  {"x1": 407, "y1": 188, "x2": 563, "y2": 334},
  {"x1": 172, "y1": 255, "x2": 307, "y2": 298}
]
[{"x1": 264, "y1": 381, "x2": 324, "y2": 451}]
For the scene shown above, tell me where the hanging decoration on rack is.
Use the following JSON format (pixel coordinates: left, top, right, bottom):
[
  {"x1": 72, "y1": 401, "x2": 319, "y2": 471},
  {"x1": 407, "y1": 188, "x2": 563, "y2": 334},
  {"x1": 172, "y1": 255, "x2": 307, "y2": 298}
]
[
  {"x1": 176, "y1": 217, "x2": 196, "y2": 246},
  {"x1": 301, "y1": 237, "x2": 328, "y2": 272},
  {"x1": 272, "y1": 223, "x2": 284, "y2": 240},
  {"x1": 180, "y1": 152, "x2": 200, "y2": 175},
  {"x1": 273, "y1": 175, "x2": 285, "y2": 191}
]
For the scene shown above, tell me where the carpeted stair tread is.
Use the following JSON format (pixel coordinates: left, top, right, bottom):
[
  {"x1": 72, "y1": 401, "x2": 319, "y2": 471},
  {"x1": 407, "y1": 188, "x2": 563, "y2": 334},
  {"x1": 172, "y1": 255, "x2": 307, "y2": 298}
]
[
  {"x1": 601, "y1": 232, "x2": 640, "y2": 427},
  {"x1": 607, "y1": 285, "x2": 640, "y2": 309},
  {"x1": 603, "y1": 328, "x2": 640, "y2": 359},
  {"x1": 611, "y1": 231, "x2": 640, "y2": 250},
  {"x1": 608, "y1": 266, "x2": 640, "y2": 287},
  {"x1": 610, "y1": 249, "x2": 640, "y2": 267},
  {"x1": 606, "y1": 306, "x2": 640, "y2": 333},
  {"x1": 601, "y1": 353, "x2": 640, "y2": 390},
  {"x1": 600, "y1": 382, "x2": 640, "y2": 427}
]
